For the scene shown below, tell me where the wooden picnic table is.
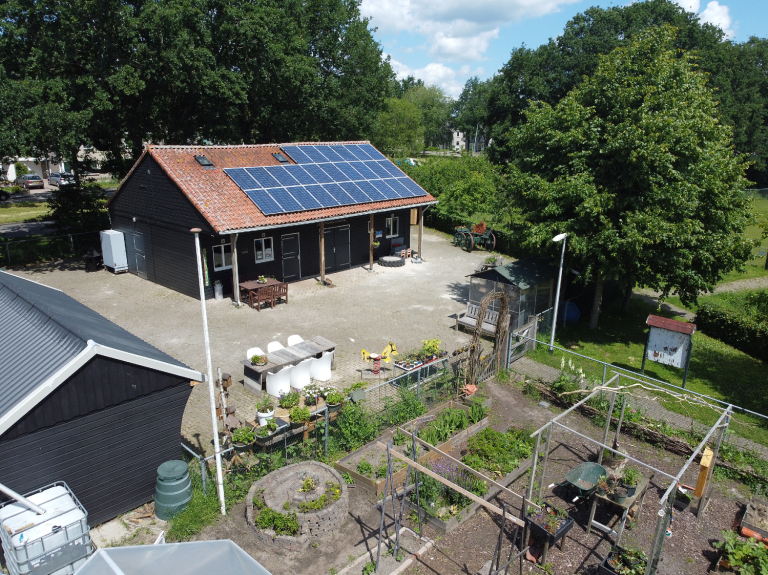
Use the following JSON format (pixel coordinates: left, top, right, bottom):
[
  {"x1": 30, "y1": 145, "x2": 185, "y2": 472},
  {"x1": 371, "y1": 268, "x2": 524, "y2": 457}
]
[
  {"x1": 239, "y1": 278, "x2": 287, "y2": 309},
  {"x1": 242, "y1": 336, "x2": 337, "y2": 395}
]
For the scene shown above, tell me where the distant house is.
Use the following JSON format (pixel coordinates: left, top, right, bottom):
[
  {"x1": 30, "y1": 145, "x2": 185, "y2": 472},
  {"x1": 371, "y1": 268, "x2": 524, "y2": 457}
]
[
  {"x1": 107, "y1": 142, "x2": 437, "y2": 299},
  {"x1": 0, "y1": 271, "x2": 204, "y2": 525}
]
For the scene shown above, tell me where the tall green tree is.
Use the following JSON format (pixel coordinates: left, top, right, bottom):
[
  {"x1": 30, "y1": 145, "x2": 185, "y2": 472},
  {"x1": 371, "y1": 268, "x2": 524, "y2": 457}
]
[
  {"x1": 453, "y1": 77, "x2": 492, "y2": 151},
  {"x1": 403, "y1": 85, "x2": 452, "y2": 149},
  {"x1": 506, "y1": 26, "x2": 754, "y2": 329},
  {"x1": 370, "y1": 98, "x2": 424, "y2": 157}
]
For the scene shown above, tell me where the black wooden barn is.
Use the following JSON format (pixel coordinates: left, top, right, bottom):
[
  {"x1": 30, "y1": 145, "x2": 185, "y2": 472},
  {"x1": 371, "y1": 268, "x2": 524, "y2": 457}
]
[
  {"x1": 107, "y1": 142, "x2": 437, "y2": 299},
  {"x1": 0, "y1": 271, "x2": 205, "y2": 525}
]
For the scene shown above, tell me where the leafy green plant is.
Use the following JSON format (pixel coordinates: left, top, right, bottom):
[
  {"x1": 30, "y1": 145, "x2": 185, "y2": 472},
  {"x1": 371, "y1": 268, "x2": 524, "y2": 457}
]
[
  {"x1": 463, "y1": 427, "x2": 534, "y2": 477},
  {"x1": 469, "y1": 398, "x2": 488, "y2": 424},
  {"x1": 250, "y1": 354, "x2": 267, "y2": 364},
  {"x1": 252, "y1": 492, "x2": 299, "y2": 535},
  {"x1": 333, "y1": 401, "x2": 377, "y2": 452},
  {"x1": 714, "y1": 530, "x2": 768, "y2": 574},
  {"x1": 621, "y1": 466, "x2": 641, "y2": 488},
  {"x1": 341, "y1": 472, "x2": 355, "y2": 485},
  {"x1": 232, "y1": 427, "x2": 255, "y2": 444},
  {"x1": 256, "y1": 396, "x2": 275, "y2": 413},
  {"x1": 289, "y1": 406, "x2": 311, "y2": 423},
  {"x1": 375, "y1": 464, "x2": 388, "y2": 479},
  {"x1": 357, "y1": 459, "x2": 373, "y2": 477},
  {"x1": 279, "y1": 390, "x2": 301, "y2": 409},
  {"x1": 362, "y1": 561, "x2": 375, "y2": 575},
  {"x1": 393, "y1": 428, "x2": 407, "y2": 446},
  {"x1": 381, "y1": 387, "x2": 426, "y2": 427},
  {"x1": 326, "y1": 390, "x2": 345, "y2": 405},
  {"x1": 256, "y1": 419, "x2": 277, "y2": 437},
  {"x1": 421, "y1": 338, "x2": 441, "y2": 358}
]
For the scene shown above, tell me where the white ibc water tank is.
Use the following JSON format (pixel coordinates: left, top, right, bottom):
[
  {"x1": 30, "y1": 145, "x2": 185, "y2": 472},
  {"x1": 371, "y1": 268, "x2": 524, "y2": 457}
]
[
  {"x1": 0, "y1": 483, "x2": 93, "y2": 575},
  {"x1": 100, "y1": 230, "x2": 128, "y2": 273}
]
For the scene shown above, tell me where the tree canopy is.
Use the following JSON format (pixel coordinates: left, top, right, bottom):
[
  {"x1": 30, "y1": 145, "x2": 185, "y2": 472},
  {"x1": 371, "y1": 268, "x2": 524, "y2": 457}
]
[
  {"x1": 453, "y1": 77, "x2": 493, "y2": 152},
  {"x1": 403, "y1": 85, "x2": 452, "y2": 149},
  {"x1": 370, "y1": 98, "x2": 424, "y2": 157},
  {"x1": 0, "y1": 0, "x2": 395, "y2": 176},
  {"x1": 486, "y1": 0, "x2": 768, "y2": 186},
  {"x1": 506, "y1": 25, "x2": 754, "y2": 329}
]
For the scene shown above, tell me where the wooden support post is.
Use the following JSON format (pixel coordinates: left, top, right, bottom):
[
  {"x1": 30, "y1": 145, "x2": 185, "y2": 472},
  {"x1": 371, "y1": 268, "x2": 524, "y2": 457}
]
[
  {"x1": 370, "y1": 214, "x2": 375, "y2": 270},
  {"x1": 417, "y1": 206, "x2": 423, "y2": 259},
  {"x1": 319, "y1": 222, "x2": 325, "y2": 284},
  {"x1": 231, "y1": 233, "x2": 240, "y2": 305}
]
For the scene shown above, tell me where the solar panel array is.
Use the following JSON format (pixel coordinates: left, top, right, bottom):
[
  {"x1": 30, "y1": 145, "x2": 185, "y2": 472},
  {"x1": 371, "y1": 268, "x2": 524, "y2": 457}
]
[{"x1": 224, "y1": 144, "x2": 427, "y2": 215}]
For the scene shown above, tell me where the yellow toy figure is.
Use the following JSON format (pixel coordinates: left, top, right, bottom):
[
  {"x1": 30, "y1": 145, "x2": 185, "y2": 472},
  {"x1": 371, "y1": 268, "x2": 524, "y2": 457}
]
[{"x1": 361, "y1": 342, "x2": 398, "y2": 375}]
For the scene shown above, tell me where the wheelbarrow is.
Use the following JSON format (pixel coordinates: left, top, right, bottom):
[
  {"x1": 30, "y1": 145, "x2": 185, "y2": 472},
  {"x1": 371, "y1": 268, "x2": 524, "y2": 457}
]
[{"x1": 557, "y1": 462, "x2": 607, "y2": 501}]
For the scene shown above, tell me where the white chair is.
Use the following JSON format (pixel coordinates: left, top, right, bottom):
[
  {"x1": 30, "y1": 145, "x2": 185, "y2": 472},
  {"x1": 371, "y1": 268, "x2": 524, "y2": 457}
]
[
  {"x1": 266, "y1": 365, "x2": 293, "y2": 397},
  {"x1": 287, "y1": 334, "x2": 304, "y2": 347},
  {"x1": 290, "y1": 358, "x2": 312, "y2": 390},
  {"x1": 310, "y1": 351, "x2": 333, "y2": 382},
  {"x1": 246, "y1": 346, "x2": 265, "y2": 359},
  {"x1": 267, "y1": 341, "x2": 284, "y2": 353}
]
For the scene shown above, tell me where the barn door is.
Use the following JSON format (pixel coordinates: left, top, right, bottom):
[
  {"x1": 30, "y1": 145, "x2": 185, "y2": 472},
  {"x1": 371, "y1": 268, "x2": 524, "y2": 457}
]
[
  {"x1": 130, "y1": 231, "x2": 147, "y2": 280},
  {"x1": 281, "y1": 233, "x2": 301, "y2": 281},
  {"x1": 323, "y1": 226, "x2": 350, "y2": 273}
]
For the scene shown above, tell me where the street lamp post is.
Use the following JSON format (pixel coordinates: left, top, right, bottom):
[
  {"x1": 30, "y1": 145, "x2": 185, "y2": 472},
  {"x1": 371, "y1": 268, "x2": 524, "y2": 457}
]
[
  {"x1": 549, "y1": 233, "x2": 567, "y2": 354},
  {"x1": 191, "y1": 228, "x2": 226, "y2": 515}
]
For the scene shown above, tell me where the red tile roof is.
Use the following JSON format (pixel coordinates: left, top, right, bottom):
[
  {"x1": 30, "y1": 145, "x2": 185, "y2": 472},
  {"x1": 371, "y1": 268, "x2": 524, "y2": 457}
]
[
  {"x1": 646, "y1": 315, "x2": 696, "y2": 335},
  {"x1": 112, "y1": 142, "x2": 436, "y2": 234}
]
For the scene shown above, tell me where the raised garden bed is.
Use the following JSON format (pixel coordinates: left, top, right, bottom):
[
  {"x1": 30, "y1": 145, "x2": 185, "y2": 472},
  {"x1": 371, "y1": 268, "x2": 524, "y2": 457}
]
[
  {"x1": 334, "y1": 400, "x2": 489, "y2": 496},
  {"x1": 740, "y1": 497, "x2": 768, "y2": 539}
]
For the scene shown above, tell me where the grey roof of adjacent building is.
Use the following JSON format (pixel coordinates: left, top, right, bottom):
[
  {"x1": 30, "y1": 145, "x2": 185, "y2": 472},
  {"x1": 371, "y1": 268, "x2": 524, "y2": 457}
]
[{"x1": 0, "y1": 271, "x2": 201, "y2": 431}]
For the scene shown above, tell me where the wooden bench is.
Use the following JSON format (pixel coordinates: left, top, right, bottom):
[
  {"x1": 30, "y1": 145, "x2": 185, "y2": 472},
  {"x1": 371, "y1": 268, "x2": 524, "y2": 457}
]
[{"x1": 456, "y1": 303, "x2": 504, "y2": 336}]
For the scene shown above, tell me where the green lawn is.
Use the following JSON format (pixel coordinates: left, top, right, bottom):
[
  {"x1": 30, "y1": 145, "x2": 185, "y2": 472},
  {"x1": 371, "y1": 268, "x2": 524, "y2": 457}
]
[
  {"x1": 0, "y1": 202, "x2": 49, "y2": 225},
  {"x1": 717, "y1": 190, "x2": 768, "y2": 283},
  {"x1": 529, "y1": 297, "x2": 768, "y2": 446}
]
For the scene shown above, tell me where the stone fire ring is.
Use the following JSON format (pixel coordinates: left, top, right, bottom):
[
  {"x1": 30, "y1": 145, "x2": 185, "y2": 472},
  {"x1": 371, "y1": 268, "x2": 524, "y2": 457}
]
[{"x1": 246, "y1": 461, "x2": 349, "y2": 551}]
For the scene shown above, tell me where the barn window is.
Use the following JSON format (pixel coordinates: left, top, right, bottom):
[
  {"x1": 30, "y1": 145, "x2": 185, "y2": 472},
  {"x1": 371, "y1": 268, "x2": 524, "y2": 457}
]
[
  {"x1": 212, "y1": 244, "x2": 232, "y2": 270},
  {"x1": 254, "y1": 237, "x2": 274, "y2": 263},
  {"x1": 385, "y1": 216, "x2": 399, "y2": 238}
]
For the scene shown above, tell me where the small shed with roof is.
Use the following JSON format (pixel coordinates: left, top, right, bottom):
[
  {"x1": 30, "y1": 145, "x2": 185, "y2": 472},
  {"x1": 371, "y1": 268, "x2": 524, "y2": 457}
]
[
  {"x1": 0, "y1": 271, "x2": 205, "y2": 525},
  {"x1": 107, "y1": 142, "x2": 437, "y2": 299},
  {"x1": 466, "y1": 256, "x2": 559, "y2": 329}
]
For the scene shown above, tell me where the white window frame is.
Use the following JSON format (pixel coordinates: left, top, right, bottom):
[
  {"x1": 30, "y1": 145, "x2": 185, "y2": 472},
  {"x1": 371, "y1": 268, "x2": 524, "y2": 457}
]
[
  {"x1": 254, "y1": 237, "x2": 275, "y2": 263},
  {"x1": 385, "y1": 216, "x2": 399, "y2": 238},
  {"x1": 212, "y1": 244, "x2": 232, "y2": 271}
]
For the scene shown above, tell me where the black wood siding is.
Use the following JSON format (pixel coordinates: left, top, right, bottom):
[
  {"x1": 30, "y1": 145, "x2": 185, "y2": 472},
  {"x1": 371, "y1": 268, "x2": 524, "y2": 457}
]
[
  {"x1": 110, "y1": 155, "x2": 215, "y2": 298},
  {"x1": 0, "y1": 383, "x2": 190, "y2": 526}
]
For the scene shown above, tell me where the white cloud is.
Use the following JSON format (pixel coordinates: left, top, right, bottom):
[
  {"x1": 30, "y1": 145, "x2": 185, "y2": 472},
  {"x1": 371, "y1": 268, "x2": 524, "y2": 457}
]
[
  {"x1": 699, "y1": 1, "x2": 735, "y2": 38},
  {"x1": 388, "y1": 57, "x2": 484, "y2": 98},
  {"x1": 674, "y1": 0, "x2": 736, "y2": 39},
  {"x1": 362, "y1": 0, "x2": 581, "y2": 62}
]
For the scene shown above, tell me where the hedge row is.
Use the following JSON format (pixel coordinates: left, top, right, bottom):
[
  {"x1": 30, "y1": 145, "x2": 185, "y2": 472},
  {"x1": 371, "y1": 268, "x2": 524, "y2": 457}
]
[
  {"x1": 424, "y1": 209, "x2": 529, "y2": 260},
  {"x1": 695, "y1": 302, "x2": 768, "y2": 363}
]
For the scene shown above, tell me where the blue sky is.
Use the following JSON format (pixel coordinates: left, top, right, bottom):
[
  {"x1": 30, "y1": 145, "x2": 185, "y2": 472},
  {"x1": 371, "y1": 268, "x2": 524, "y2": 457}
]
[{"x1": 360, "y1": 0, "x2": 767, "y2": 98}]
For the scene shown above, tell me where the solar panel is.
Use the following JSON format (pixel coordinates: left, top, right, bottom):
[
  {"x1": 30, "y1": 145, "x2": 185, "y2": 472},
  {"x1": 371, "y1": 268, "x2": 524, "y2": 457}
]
[
  {"x1": 281, "y1": 146, "x2": 312, "y2": 164},
  {"x1": 315, "y1": 145, "x2": 345, "y2": 162},
  {"x1": 246, "y1": 167, "x2": 279, "y2": 189},
  {"x1": 268, "y1": 166, "x2": 300, "y2": 186},
  {"x1": 339, "y1": 181, "x2": 371, "y2": 203},
  {"x1": 359, "y1": 144, "x2": 386, "y2": 160},
  {"x1": 227, "y1": 168, "x2": 260, "y2": 191},
  {"x1": 226, "y1": 143, "x2": 429, "y2": 215},
  {"x1": 245, "y1": 190, "x2": 283, "y2": 215},
  {"x1": 349, "y1": 161, "x2": 377, "y2": 180},
  {"x1": 346, "y1": 145, "x2": 372, "y2": 161},
  {"x1": 267, "y1": 187, "x2": 303, "y2": 212},
  {"x1": 285, "y1": 164, "x2": 317, "y2": 185},
  {"x1": 287, "y1": 186, "x2": 323, "y2": 210}
]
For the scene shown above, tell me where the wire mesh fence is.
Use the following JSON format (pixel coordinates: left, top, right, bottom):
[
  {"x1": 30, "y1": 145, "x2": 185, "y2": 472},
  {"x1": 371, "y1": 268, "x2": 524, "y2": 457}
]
[{"x1": 2, "y1": 231, "x2": 101, "y2": 266}]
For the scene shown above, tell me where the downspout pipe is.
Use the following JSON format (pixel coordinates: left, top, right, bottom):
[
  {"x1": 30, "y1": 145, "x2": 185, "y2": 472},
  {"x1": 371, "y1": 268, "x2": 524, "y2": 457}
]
[{"x1": 0, "y1": 481, "x2": 46, "y2": 515}]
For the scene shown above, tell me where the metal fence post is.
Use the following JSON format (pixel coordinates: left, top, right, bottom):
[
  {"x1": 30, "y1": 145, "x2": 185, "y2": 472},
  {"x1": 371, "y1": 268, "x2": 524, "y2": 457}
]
[
  {"x1": 324, "y1": 407, "x2": 329, "y2": 460},
  {"x1": 417, "y1": 367, "x2": 421, "y2": 400},
  {"x1": 4, "y1": 240, "x2": 10, "y2": 265},
  {"x1": 69, "y1": 234, "x2": 74, "y2": 255}
]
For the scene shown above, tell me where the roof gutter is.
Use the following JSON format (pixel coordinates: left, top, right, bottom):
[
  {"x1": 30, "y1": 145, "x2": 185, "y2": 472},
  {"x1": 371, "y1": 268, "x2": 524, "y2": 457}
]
[
  {"x1": 219, "y1": 200, "x2": 438, "y2": 235},
  {"x1": 0, "y1": 341, "x2": 206, "y2": 438}
]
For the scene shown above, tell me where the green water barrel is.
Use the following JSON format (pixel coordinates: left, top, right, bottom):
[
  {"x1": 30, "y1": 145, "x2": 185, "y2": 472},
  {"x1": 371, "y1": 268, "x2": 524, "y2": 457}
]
[{"x1": 154, "y1": 460, "x2": 192, "y2": 520}]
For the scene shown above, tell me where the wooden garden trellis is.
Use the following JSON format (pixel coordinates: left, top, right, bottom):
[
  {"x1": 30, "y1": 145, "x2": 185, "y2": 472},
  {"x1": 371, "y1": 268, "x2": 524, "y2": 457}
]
[{"x1": 461, "y1": 291, "x2": 510, "y2": 391}]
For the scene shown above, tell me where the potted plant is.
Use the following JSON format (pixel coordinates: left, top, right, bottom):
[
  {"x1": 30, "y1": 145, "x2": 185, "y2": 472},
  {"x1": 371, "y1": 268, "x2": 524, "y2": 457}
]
[
  {"x1": 372, "y1": 241, "x2": 380, "y2": 248},
  {"x1": 599, "y1": 546, "x2": 647, "y2": 575},
  {"x1": 596, "y1": 475, "x2": 609, "y2": 497},
  {"x1": 674, "y1": 488, "x2": 693, "y2": 511},
  {"x1": 613, "y1": 486, "x2": 628, "y2": 505},
  {"x1": 232, "y1": 427, "x2": 255, "y2": 452},
  {"x1": 257, "y1": 275, "x2": 267, "y2": 283},
  {"x1": 304, "y1": 383, "x2": 329, "y2": 406},
  {"x1": 421, "y1": 338, "x2": 441, "y2": 362},
  {"x1": 255, "y1": 419, "x2": 278, "y2": 444},
  {"x1": 325, "y1": 390, "x2": 345, "y2": 413},
  {"x1": 289, "y1": 406, "x2": 311, "y2": 429},
  {"x1": 279, "y1": 390, "x2": 301, "y2": 410},
  {"x1": 606, "y1": 473, "x2": 618, "y2": 490},
  {"x1": 256, "y1": 396, "x2": 275, "y2": 427},
  {"x1": 621, "y1": 466, "x2": 641, "y2": 497},
  {"x1": 250, "y1": 353, "x2": 268, "y2": 366},
  {"x1": 525, "y1": 503, "x2": 574, "y2": 547}
]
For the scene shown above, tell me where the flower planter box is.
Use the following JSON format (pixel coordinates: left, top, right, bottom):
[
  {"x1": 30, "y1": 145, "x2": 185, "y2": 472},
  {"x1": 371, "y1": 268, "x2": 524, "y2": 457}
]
[
  {"x1": 526, "y1": 514, "x2": 574, "y2": 547},
  {"x1": 740, "y1": 498, "x2": 768, "y2": 540},
  {"x1": 403, "y1": 455, "x2": 533, "y2": 535},
  {"x1": 334, "y1": 400, "x2": 488, "y2": 496},
  {"x1": 597, "y1": 546, "x2": 646, "y2": 575}
]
